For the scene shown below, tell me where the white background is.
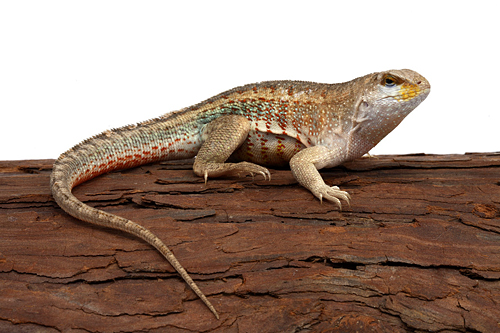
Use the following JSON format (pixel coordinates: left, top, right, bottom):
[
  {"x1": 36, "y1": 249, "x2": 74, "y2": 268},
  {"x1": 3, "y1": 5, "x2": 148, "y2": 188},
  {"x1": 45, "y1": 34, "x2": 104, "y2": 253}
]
[{"x1": 1, "y1": 1, "x2": 498, "y2": 160}]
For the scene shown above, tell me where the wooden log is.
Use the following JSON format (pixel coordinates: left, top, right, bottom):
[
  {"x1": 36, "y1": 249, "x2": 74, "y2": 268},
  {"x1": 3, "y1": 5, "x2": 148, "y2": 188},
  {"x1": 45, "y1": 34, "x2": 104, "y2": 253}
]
[{"x1": 1, "y1": 153, "x2": 499, "y2": 332}]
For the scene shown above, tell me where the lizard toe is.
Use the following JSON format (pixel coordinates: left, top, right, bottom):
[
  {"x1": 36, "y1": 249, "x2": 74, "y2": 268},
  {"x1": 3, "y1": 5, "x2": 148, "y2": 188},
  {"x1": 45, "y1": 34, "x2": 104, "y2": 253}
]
[
  {"x1": 313, "y1": 185, "x2": 350, "y2": 210},
  {"x1": 232, "y1": 162, "x2": 271, "y2": 181}
]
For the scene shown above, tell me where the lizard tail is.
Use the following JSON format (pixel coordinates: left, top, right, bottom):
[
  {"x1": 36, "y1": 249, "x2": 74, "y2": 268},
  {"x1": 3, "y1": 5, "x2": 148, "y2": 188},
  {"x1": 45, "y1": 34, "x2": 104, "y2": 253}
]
[{"x1": 50, "y1": 126, "x2": 219, "y2": 319}]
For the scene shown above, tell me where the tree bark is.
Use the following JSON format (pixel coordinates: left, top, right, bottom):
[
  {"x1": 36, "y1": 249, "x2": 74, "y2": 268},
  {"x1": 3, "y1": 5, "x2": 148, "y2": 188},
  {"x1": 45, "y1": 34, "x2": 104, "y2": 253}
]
[{"x1": 1, "y1": 153, "x2": 499, "y2": 332}]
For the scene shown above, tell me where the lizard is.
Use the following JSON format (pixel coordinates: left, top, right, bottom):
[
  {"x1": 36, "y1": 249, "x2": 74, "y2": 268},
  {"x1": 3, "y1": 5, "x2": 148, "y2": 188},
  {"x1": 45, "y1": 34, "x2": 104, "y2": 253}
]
[{"x1": 50, "y1": 69, "x2": 430, "y2": 319}]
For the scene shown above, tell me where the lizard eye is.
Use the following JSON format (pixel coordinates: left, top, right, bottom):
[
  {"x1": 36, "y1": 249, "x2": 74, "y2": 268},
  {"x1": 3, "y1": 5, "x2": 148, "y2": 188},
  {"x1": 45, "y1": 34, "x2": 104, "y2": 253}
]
[
  {"x1": 383, "y1": 75, "x2": 396, "y2": 87},
  {"x1": 381, "y1": 74, "x2": 402, "y2": 88}
]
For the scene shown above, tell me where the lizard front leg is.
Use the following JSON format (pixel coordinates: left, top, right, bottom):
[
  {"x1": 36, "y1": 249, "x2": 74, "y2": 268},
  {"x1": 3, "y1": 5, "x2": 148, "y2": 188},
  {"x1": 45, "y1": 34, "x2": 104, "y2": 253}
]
[
  {"x1": 290, "y1": 145, "x2": 350, "y2": 208},
  {"x1": 193, "y1": 115, "x2": 271, "y2": 182}
]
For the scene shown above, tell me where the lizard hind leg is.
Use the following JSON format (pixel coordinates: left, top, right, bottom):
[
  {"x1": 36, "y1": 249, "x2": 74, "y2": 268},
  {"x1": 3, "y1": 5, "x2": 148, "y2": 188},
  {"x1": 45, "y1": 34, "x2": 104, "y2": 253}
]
[{"x1": 193, "y1": 115, "x2": 271, "y2": 181}]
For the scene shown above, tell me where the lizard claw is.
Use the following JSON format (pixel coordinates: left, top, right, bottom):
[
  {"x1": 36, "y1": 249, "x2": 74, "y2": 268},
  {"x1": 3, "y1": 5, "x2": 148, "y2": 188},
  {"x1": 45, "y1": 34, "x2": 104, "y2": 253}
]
[
  {"x1": 259, "y1": 169, "x2": 271, "y2": 181},
  {"x1": 197, "y1": 162, "x2": 271, "y2": 184},
  {"x1": 313, "y1": 185, "x2": 350, "y2": 210},
  {"x1": 232, "y1": 162, "x2": 271, "y2": 181}
]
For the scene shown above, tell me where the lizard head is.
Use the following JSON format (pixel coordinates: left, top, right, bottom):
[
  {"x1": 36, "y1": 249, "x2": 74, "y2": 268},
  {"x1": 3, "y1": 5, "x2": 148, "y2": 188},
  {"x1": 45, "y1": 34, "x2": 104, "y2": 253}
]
[
  {"x1": 348, "y1": 69, "x2": 431, "y2": 156},
  {"x1": 361, "y1": 69, "x2": 430, "y2": 114},
  {"x1": 376, "y1": 69, "x2": 430, "y2": 102}
]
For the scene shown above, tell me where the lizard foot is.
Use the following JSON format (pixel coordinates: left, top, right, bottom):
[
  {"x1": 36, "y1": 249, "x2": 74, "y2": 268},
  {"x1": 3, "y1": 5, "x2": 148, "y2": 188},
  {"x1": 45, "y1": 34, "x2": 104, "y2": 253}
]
[
  {"x1": 196, "y1": 161, "x2": 271, "y2": 184},
  {"x1": 231, "y1": 162, "x2": 272, "y2": 181},
  {"x1": 311, "y1": 184, "x2": 351, "y2": 209}
]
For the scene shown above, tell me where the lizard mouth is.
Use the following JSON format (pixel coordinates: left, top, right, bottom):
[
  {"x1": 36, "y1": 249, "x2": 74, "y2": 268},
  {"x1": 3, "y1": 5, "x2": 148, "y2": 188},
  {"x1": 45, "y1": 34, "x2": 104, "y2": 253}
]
[
  {"x1": 379, "y1": 87, "x2": 430, "y2": 103},
  {"x1": 393, "y1": 83, "x2": 430, "y2": 102}
]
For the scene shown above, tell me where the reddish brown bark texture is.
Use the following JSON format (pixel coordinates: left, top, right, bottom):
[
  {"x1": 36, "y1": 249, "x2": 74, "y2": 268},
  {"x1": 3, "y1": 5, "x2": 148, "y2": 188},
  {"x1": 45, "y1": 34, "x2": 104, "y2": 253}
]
[{"x1": 1, "y1": 153, "x2": 499, "y2": 332}]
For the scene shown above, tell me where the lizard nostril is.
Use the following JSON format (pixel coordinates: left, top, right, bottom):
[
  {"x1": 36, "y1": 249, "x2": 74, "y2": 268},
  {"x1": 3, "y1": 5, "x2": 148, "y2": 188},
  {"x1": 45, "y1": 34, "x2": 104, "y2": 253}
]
[{"x1": 416, "y1": 81, "x2": 422, "y2": 85}]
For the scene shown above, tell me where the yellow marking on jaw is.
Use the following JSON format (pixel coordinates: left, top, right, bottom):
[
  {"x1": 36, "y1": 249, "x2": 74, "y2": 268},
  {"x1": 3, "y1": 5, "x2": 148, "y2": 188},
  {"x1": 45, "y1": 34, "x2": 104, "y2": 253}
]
[{"x1": 395, "y1": 83, "x2": 421, "y2": 101}]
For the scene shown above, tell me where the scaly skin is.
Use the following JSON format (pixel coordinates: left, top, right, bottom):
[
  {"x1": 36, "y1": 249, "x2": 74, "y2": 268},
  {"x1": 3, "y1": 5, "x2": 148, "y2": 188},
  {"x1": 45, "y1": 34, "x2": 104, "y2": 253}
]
[{"x1": 50, "y1": 69, "x2": 430, "y2": 318}]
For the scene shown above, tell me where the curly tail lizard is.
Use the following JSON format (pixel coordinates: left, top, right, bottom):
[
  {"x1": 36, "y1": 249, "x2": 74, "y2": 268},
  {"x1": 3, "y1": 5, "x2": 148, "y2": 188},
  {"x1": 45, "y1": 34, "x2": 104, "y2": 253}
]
[{"x1": 50, "y1": 69, "x2": 430, "y2": 318}]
